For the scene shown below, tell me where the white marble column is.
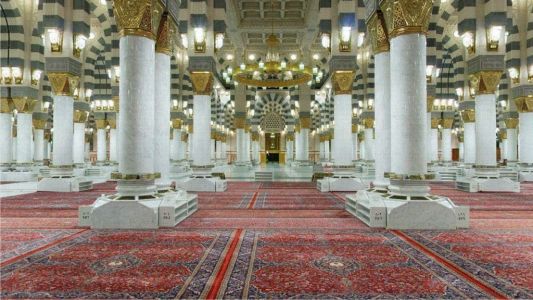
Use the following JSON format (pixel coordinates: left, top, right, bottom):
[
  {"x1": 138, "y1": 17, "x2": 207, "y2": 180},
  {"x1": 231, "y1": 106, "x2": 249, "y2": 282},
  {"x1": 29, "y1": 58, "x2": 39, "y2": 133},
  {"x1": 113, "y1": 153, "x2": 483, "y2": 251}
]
[
  {"x1": 506, "y1": 128, "x2": 518, "y2": 162},
  {"x1": 171, "y1": 129, "x2": 181, "y2": 161},
  {"x1": 192, "y1": 95, "x2": 211, "y2": 166},
  {"x1": 216, "y1": 140, "x2": 222, "y2": 160},
  {"x1": 153, "y1": 52, "x2": 171, "y2": 187},
  {"x1": 295, "y1": 131, "x2": 301, "y2": 160},
  {"x1": 429, "y1": 126, "x2": 439, "y2": 162},
  {"x1": 52, "y1": 96, "x2": 74, "y2": 173},
  {"x1": 211, "y1": 138, "x2": 216, "y2": 160},
  {"x1": 332, "y1": 93, "x2": 353, "y2": 166},
  {"x1": 109, "y1": 128, "x2": 117, "y2": 163},
  {"x1": 459, "y1": 141, "x2": 464, "y2": 162},
  {"x1": 519, "y1": 112, "x2": 533, "y2": 164},
  {"x1": 252, "y1": 140, "x2": 260, "y2": 162},
  {"x1": 374, "y1": 51, "x2": 391, "y2": 187},
  {"x1": 84, "y1": 141, "x2": 90, "y2": 161},
  {"x1": 177, "y1": 131, "x2": 187, "y2": 160},
  {"x1": 464, "y1": 122, "x2": 476, "y2": 164},
  {"x1": 236, "y1": 128, "x2": 245, "y2": 162},
  {"x1": 73, "y1": 122, "x2": 85, "y2": 165},
  {"x1": 117, "y1": 35, "x2": 156, "y2": 195},
  {"x1": 296, "y1": 128, "x2": 309, "y2": 161},
  {"x1": 324, "y1": 139, "x2": 330, "y2": 161},
  {"x1": 222, "y1": 141, "x2": 227, "y2": 160},
  {"x1": 364, "y1": 128, "x2": 374, "y2": 161},
  {"x1": 33, "y1": 128, "x2": 44, "y2": 163},
  {"x1": 319, "y1": 141, "x2": 325, "y2": 160},
  {"x1": 16, "y1": 113, "x2": 32, "y2": 167},
  {"x1": 441, "y1": 128, "x2": 452, "y2": 162},
  {"x1": 389, "y1": 32, "x2": 428, "y2": 191},
  {"x1": 475, "y1": 94, "x2": 497, "y2": 167},
  {"x1": 0, "y1": 112, "x2": 12, "y2": 168},
  {"x1": 187, "y1": 133, "x2": 193, "y2": 160},
  {"x1": 96, "y1": 129, "x2": 107, "y2": 163},
  {"x1": 352, "y1": 133, "x2": 358, "y2": 161}
]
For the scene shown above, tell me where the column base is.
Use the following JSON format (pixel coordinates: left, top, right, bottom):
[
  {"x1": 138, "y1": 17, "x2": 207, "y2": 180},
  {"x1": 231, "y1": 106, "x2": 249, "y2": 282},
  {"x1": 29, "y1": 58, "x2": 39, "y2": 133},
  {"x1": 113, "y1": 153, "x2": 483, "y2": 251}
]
[
  {"x1": 292, "y1": 160, "x2": 312, "y2": 167},
  {"x1": 456, "y1": 166, "x2": 520, "y2": 192},
  {"x1": 0, "y1": 170, "x2": 38, "y2": 182},
  {"x1": 345, "y1": 189, "x2": 469, "y2": 229},
  {"x1": 317, "y1": 173, "x2": 369, "y2": 192},
  {"x1": 14, "y1": 163, "x2": 33, "y2": 172},
  {"x1": 175, "y1": 173, "x2": 228, "y2": 192},
  {"x1": 79, "y1": 189, "x2": 198, "y2": 229},
  {"x1": 372, "y1": 178, "x2": 390, "y2": 190},
  {"x1": 233, "y1": 161, "x2": 253, "y2": 168},
  {"x1": 519, "y1": 163, "x2": 533, "y2": 182},
  {"x1": 37, "y1": 176, "x2": 93, "y2": 192}
]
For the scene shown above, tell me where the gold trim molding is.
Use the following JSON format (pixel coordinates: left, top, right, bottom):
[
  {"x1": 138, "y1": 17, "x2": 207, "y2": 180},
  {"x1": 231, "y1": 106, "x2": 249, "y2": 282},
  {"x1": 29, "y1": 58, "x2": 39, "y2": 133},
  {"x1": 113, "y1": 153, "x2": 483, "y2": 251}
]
[
  {"x1": 367, "y1": 12, "x2": 389, "y2": 54},
  {"x1": 504, "y1": 118, "x2": 518, "y2": 129},
  {"x1": 12, "y1": 98, "x2": 37, "y2": 113},
  {"x1": 155, "y1": 12, "x2": 173, "y2": 55},
  {"x1": 461, "y1": 109, "x2": 476, "y2": 123},
  {"x1": 514, "y1": 97, "x2": 533, "y2": 113},
  {"x1": 47, "y1": 73, "x2": 79, "y2": 96},
  {"x1": 381, "y1": 0, "x2": 433, "y2": 39},
  {"x1": 441, "y1": 118, "x2": 454, "y2": 129},
  {"x1": 73, "y1": 110, "x2": 89, "y2": 123},
  {"x1": 300, "y1": 116, "x2": 311, "y2": 129},
  {"x1": 332, "y1": 71, "x2": 354, "y2": 95},
  {"x1": 469, "y1": 71, "x2": 502, "y2": 95},
  {"x1": 32, "y1": 119, "x2": 47, "y2": 130},
  {"x1": 113, "y1": 0, "x2": 161, "y2": 40}
]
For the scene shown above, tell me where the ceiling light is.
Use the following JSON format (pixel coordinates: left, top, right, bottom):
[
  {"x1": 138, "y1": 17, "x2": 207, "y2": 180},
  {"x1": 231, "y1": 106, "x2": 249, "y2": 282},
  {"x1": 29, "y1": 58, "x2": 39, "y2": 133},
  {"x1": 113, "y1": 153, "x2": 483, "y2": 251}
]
[
  {"x1": 312, "y1": 54, "x2": 319, "y2": 60},
  {"x1": 226, "y1": 54, "x2": 234, "y2": 61},
  {"x1": 290, "y1": 54, "x2": 297, "y2": 61},
  {"x1": 321, "y1": 33, "x2": 330, "y2": 49},
  {"x1": 248, "y1": 54, "x2": 256, "y2": 61}
]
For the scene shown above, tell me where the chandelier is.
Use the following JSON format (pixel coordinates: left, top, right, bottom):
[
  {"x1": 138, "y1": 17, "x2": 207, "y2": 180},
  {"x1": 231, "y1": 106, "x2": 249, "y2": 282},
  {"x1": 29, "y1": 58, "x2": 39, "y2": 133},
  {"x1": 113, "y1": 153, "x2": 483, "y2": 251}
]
[{"x1": 232, "y1": 34, "x2": 313, "y2": 88}]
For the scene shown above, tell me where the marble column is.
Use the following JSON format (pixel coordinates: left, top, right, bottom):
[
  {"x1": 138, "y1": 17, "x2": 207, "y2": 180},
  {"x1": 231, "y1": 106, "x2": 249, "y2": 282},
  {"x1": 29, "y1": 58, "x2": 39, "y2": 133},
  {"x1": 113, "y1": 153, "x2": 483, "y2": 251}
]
[
  {"x1": 96, "y1": 127, "x2": 107, "y2": 163},
  {"x1": 190, "y1": 72, "x2": 213, "y2": 167},
  {"x1": 33, "y1": 127, "x2": 45, "y2": 164},
  {"x1": 153, "y1": 35, "x2": 172, "y2": 188},
  {"x1": 236, "y1": 128, "x2": 245, "y2": 163},
  {"x1": 458, "y1": 138, "x2": 464, "y2": 162},
  {"x1": 364, "y1": 127, "x2": 374, "y2": 161},
  {"x1": 324, "y1": 139, "x2": 330, "y2": 161},
  {"x1": 516, "y1": 98, "x2": 533, "y2": 165},
  {"x1": 441, "y1": 118, "x2": 453, "y2": 162},
  {"x1": 373, "y1": 49, "x2": 391, "y2": 187},
  {"x1": 294, "y1": 130, "x2": 301, "y2": 160},
  {"x1": 109, "y1": 127, "x2": 118, "y2": 163},
  {"x1": 171, "y1": 128, "x2": 181, "y2": 161},
  {"x1": 429, "y1": 118, "x2": 439, "y2": 163},
  {"x1": 0, "y1": 109, "x2": 12, "y2": 169},
  {"x1": 352, "y1": 131, "x2": 358, "y2": 161},
  {"x1": 73, "y1": 122, "x2": 86, "y2": 165},
  {"x1": 319, "y1": 139, "x2": 325, "y2": 161},
  {"x1": 462, "y1": 114, "x2": 476, "y2": 165},
  {"x1": 216, "y1": 139, "x2": 222, "y2": 161},
  {"x1": 15, "y1": 112, "x2": 32, "y2": 168},
  {"x1": 504, "y1": 118, "x2": 518, "y2": 163},
  {"x1": 51, "y1": 93, "x2": 75, "y2": 175},
  {"x1": 388, "y1": 12, "x2": 430, "y2": 194},
  {"x1": 187, "y1": 132, "x2": 193, "y2": 160},
  {"x1": 331, "y1": 71, "x2": 354, "y2": 166},
  {"x1": 211, "y1": 137, "x2": 216, "y2": 161},
  {"x1": 296, "y1": 127, "x2": 309, "y2": 161}
]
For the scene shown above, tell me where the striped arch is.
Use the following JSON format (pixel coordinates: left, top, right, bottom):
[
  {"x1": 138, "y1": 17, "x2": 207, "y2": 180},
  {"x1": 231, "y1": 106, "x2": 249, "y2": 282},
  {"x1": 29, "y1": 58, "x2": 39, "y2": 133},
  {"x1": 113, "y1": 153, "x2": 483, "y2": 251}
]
[{"x1": 0, "y1": 0, "x2": 25, "y2": 68}]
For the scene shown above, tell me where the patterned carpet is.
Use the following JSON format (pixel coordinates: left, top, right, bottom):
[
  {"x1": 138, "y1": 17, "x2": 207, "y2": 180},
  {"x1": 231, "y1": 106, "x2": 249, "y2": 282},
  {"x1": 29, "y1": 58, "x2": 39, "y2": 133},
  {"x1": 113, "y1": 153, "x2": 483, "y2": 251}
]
[{"x1": 1, "y1": 181, "x2": 533, "y2": 298}]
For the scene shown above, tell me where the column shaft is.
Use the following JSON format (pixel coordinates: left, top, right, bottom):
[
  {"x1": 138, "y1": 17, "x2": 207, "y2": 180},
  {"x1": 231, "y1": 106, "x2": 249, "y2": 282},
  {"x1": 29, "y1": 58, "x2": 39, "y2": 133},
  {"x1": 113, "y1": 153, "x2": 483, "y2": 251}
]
[
  {"x1": 33, "y1": 129, "x2": 44, "y2": 162},
  {"x1": 364, "y1": 128, "x2": 374, "y2": 161},
  {"x1": 16, "y1": 113, "x2": 32, "y2": 165},
  {"x1": 52, "y1": 96, "x2": 74, "y2": 168},
  {"x1": 506, "y1": 128, "x2": 517, "y2": 162},
  {"x1": 475, "y1": 94, "x2": 497, "y2": 167},
  {"x1": 520, "y1": 113, "x2": 533, "y2": 164},
  {"x1": 73, "y1": 123, "x2": 85, "y2": 164},
  {"x1": 464, "y1": 123, "x2": 476, "y2": 164},
  {"x1": 153, "y1": 52, "x2": 171, "y2": 183},
  {"x1": 192, "y1": 95, "x2": 211, "y2": 166},
  {"x1": 374, "y1": 51, "x2": 391, "y2": 185},
  {"x1": 442, "y1": 129, "x2": 452, "y2": 162},
  {"x1": 332, "y1": 94, "x2": 353, "y2": 165},
  {"x1": 97, "y1": 129, "x2": 107, "y2": 162},
  {"x1": 0, "y1": 113, "x2": 12, "y2": 166},
  {"x1": 109, "y1": 128, "x2": 118, "y2": 162}
]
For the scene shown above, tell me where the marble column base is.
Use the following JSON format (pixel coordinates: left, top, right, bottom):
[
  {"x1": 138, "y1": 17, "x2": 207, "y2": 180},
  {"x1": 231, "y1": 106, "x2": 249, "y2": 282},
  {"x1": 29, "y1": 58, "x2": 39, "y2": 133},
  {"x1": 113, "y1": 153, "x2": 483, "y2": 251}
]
[
  {"x1": 37, "y1": 176, "x2": 93, "y2": 192},
  {"x1": 175, "y1": 174, "x2": 227, "y2": 192},
  {"x1": 79, "y1": 189, "x2": 198, "y2": 229},
  {"x1": 317, "y1": 174, "x2": 369, "y2": 192},
  {"x1": 456, "y1": 168, "x2": 520, "y2": 193},
  {"x1": 346, "y1": 190, "x2": 469, "y2": 229},
  {"x1": 0, "y1": 171, "x2": 38, "y2": 182}
]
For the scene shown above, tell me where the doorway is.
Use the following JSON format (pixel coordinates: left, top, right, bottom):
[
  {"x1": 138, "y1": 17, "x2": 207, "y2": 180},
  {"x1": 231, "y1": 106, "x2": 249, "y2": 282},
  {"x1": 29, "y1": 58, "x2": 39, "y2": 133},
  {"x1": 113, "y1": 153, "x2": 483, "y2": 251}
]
[{"x1": 265, "y1": 133, "x2": 280, "y2": 163}]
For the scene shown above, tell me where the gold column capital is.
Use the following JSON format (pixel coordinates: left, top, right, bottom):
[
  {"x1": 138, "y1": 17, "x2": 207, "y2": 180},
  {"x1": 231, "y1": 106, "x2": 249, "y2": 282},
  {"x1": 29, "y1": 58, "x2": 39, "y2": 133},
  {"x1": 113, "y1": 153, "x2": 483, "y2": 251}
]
[
  {"x1": 441, "y1": 118, "x2": 454, "y2": 129},
  {"x1": 113, "y1": 0, "x2": 161, "y2": 40},
  {"x1": 430, "y1": 118, "x2": 440, "y2": 129},
  {"x1": 300, "y1": 116, "x2": 311, "y2": 129},
  {"x1": 458, "y1": 135, "x2": 464, "y2": 143},
  {"x1": 367, "y1": 12, "x2": 390, "y2": 54},
  {"x1": 499, "y1": 131, "x2": 507, "y2": 140},
  {"x1": 190, "y1": 72, "x2": 213, "y2": 95},
  {"x1": 32, "y1": 119, "x2": 47, "y2": 130},
  {"x1": 514, "y1": 97, "x2": 533, "y2": 113},
  {"x1": 234, "y1": 116, "x2": 246, "y2": 129},
  {"x1": 155, "y1": 13, "x2": 173, "y2": 55},
  {"x1": 0, "y1": 98, "x2": 13, "y2": 113},
  {"x1": 427, "y1": 96, "x2": 435, "y2": 113},
  {"x1": 12, "y1": 97, "x2": 37, "y2": 113},
  {"x1": 380, "y1": 0, "x2": 433, "y2": 39},
  {"x1": 73, "y1": 110, "x2": 89, "y2": 123},
  {"x1": 47, "y1": 72, "x2": 79, "y2": 97},
  {"x1": 95, "y1": 120, "x2": 107, "y2": 129},
  {"x1": 251, "y1": 132, "x2": 260, "y2": 141},
  {"x1": 172, "y1": 119, "x2": 182, "y2": 129},
  {"x1": 188, "y1": 123, "x2": 193, "y2": 133},
  {"x1": 504, "y1": 118, "x2": 518, "y2": 129},
  {"x1": 352, "y1": 124, "x2": 358, "y2": 133},
  {"x1": 332, "y1": 71, "x2": 354, "y2": 95},
  {"x1": 295, "y1": 123, "x2": 301, "y2": 133},
  {"x1": 107, "y1": 119, "x2": 117, "y2": 129},
  {"x1": 286, "y1": 132, "x2": 295, "y2": 141},
  {"x1": 181, "y1": 133, "x2": 188, "y2": 141},
  {"x1": 461, "y1": 109, "x2": 476, "y2": 123},
  {"x1": 362, "y1": 118, "x2": 374, "y2": 129},
  {"x1": 469, "y1": 71, "x2": 502, "y2": 95}
]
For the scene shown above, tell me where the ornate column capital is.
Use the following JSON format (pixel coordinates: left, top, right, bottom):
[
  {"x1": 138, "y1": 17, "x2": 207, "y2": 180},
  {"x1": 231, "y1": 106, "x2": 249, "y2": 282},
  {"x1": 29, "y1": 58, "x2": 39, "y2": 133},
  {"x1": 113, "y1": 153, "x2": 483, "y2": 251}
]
[
  {"x1": 12, "y1": 98, "x2": 37, "y2": 113},
  {"x1": 172, "y1": 118, "x2": 182, "y2": 129},
  {"x1": 352, "y1": 124, "x2": 359, "y2": 133},
  {"x1": 461, "y1": 109, "x2": 476, "y2": 123},
  {"x1": 332, "y1": 71, "x2": 354, "y2": 95},
  {"x1": 362, "y1": 118, "x2": 374, "y2": 129},
  {"x1": 504, "y1": 118, "x2": 518, "y2": 129},
  {"x1": 430, "y1": 118, "x2": 440, "y2": 129},
  {"x1": 113, "y1": 0, "x2": 163, "y2": 40},
  {"x1": 514, "y1": 97, "x2": 533, "y2": 113},
  {"x1": 367, "y1": 12, "x2": 389, "y2": 54},
  {"x1": 155, "y1": 12, "x2": 173, "y2": 55},
  {"x1": 107, "y1": 119, "x2": 117, "y2": 129},
  {"x1": 47, "y1": 73, "x2": 79, "y2": 97},
  {"x1": 469, "y1": 71, "x2": 502, "y2": 95},
  {"x1": 0, "y1": 98, "x2": 13, "y2": 113},
  {"x1": 73, "y1": 110, "x2": 89, "y2": 123},
  {"x1": 190, "y1": 72, "x2": 213, "y2": 95},
  {"x1": 234, "y1": 116, "x2": 246, "y2": 129},
  {"x1": 441, "y1": 118, "x2": 454, "y2": 129},
  {"x1": 95, "y1": 120, "x2": 107, "y2": 129},
  {"x1": 300, "y1": 116, "x2": 311, "y2": 129},
  {"x1": 380, "y1": 0, "x2": 432, "y2": 39}
]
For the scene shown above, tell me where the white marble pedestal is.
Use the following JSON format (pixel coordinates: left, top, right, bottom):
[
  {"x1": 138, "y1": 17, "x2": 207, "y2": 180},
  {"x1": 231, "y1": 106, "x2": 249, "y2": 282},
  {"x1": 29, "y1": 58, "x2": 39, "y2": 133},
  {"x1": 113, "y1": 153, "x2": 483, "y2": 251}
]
[
  {"x1": 37, "y1": 176, "x2": 93, "y2": 192},
  {"x1": 0, "y1": 171, "x2": 38, "y2": 182},
  {"x1": 456, "y1": 168, "x2": 520, "y2": 193},
  {"x1": 346, "y1": 190, "x2": 469, "y2": 229},
  {"x1": 317, "y1": 173, "x2": 369, "y2": 192},
  {"x1": 79, "y1": 189, "x2": 198, "y2": 229},
  {"x1": 175, "y1": 174, "x2": 228, "y2": 192}
]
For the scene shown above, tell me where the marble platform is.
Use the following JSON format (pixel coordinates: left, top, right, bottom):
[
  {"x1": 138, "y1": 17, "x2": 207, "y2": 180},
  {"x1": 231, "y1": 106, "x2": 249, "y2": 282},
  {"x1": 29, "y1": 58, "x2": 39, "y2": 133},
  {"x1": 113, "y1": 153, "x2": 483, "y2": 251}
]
[
  {"x1": 175, "y1": 174, "x2": 228, "y2": 192},
  {"x1": 317, "y1": 174, "x2": 369, "y2": 192},
  {"x1": 79, "y1": 189, "x2": 198, "y2": 229},
  {"x1": 0, "y1": 171, "x2": 38, "y2": 182},
  {"x1": 346, "y1": 190, "x2": 469, "y2": 230},
  {"x1": 37, "y1": 177, "x2": 93, "y2": 192}
]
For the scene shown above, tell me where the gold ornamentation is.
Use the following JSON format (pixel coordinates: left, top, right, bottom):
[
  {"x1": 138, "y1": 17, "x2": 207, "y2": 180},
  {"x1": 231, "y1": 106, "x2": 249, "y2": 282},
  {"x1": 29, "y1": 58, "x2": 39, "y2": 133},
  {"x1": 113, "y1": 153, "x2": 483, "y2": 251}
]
[
  {"x1": 389, "y1": 173, "x2": 435, "y2": 180},
  {"x1": 188, "y1": 123, "x2": 193, "y2": 133},
  {"x1": 430, "y1": 118, "x2": 440, "y2": 129},
  {"x1": 427, "y1": 96, "x2": 435, "y2": 113},
  {"x1": 469, "y1": 71, "x2": 502, "y2": 95},
  {"x1": 32, "y1": 119, "x2": 47, "y2": 129},
  {"x1": 295, "y1": 124, "x2": 301, "y2": 133},
  {"x1": 190, "y1": 72, "x2": 213, "y2": 95},
  {"x1": 113, "y1": 0, "x2": 156, "y2": 39},
  {"x1": 332, "y1": 71, "x2": 354, "y2": 95},
  {"x1": 47, "y1": 73, "x2": 79, "y2": 96},
  {"x1": 73, "y1": 110, "x2": 89, "y2": 123},
  {"x1": 441, "y1": 118, "x2": 454, "y2": 129},
  {"x1": 234, "y1": 117, "x2": 246, "y2": 129},
  {"x1": 172, "y1": 119, "x2": 182, "y2": 129},
  {"x1": 458, "y1": 135, "x2": 464, "y2": 143},
  {"x1": 300, "y1": 117, "x2": 311, "y2": 129},
  {"x1": 367, "y1": 12, "x2": 389, "y2": 54},
  {"x1": 251, "y1": 132, "x2": 260, "y2": 141},
  {"x1": 362, "y1": 118, "x2": 374, "y2": 129},
  {"x1": 352, "y1": 124, "x2": 358, "y2": 133},
  {"x1": 155, "y1": 13, "x2": 173, "y2": 55},
  {"x1": 111, "y1": 172, "x2": 160, "y2": 180},
  {"x1": 499, "y1": 131, "x2": 507, "y2": 140},
  {"x1": 461, "y1": 109, "x2": 476, "y2": 123},
  {"x1": 0, "y1": 98, "x2": 13, "y2": 113},
  {"x1": 107, "y1": 119, "x2": 117, "y2": 129},
  {"x1": 12, "y1": 98, "x2": 37, "y2": 113},
  {"x1": 380, "y1": 0, "x2": 432, "y2": 39},
  {"x1": 181, "y1": 133, "x2": 188, "y2": 142},
  {"x1": 95, "y1": 120, "x2": 107, "y2": 129},
  {"x1": 514, "y1": 97, "x2": 533, "y2": 113},
  {"x1": 504, "y1": 118, "x2": 518, "y2": 129}
]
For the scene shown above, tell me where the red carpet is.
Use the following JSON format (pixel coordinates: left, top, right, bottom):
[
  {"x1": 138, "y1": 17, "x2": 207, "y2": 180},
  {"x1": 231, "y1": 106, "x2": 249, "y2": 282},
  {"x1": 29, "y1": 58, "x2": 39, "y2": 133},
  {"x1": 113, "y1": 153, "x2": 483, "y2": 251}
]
[{"x1": 1, "y1": 181, "x2": 533, "y2": 298}]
